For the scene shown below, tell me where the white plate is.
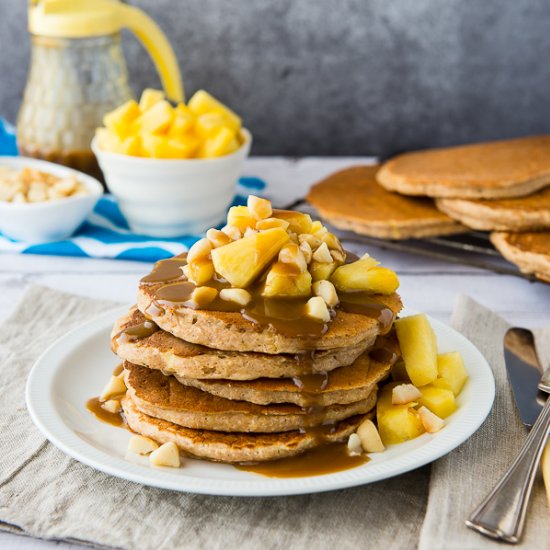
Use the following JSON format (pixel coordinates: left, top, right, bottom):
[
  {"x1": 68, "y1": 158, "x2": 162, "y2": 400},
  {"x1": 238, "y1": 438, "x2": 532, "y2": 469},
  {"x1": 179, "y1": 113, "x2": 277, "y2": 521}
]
[{"x1": 26, "y1": 306, "x2": 495, "y2": 497}]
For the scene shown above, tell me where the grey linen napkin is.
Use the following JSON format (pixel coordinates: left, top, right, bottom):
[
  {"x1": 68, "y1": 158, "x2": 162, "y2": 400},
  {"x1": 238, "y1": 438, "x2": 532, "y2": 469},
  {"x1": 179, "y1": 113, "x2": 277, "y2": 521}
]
[
  {"x1": 419, "y1": 295, "x2": 550, "y2": 550},
  {"x1": 0, "y1": 287, "x2": 548, "y2": 550}
]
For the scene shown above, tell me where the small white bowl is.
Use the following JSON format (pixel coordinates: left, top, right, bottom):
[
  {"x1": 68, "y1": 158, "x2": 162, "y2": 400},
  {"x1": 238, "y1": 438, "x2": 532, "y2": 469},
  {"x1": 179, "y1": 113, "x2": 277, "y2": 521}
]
[
  {"x1": 91, "y1": 129, "x2": 252, "y2": 237},
  {"x1": 0, "y1": 156, "x2": 103, "y2": 243}
]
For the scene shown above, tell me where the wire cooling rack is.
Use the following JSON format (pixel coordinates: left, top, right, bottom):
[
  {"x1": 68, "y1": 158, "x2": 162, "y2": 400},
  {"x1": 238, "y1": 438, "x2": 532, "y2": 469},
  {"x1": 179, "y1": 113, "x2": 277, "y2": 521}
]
[{"x1": 279, "y1": 198, "x2": 537, "y2": 282}]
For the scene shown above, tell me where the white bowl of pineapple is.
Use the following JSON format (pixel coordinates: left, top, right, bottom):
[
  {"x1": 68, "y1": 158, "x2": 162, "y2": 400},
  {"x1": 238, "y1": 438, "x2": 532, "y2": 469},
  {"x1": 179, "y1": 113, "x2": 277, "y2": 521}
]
[{"x1": 92, "y1": 89, "x2": 251, "y2": 237}]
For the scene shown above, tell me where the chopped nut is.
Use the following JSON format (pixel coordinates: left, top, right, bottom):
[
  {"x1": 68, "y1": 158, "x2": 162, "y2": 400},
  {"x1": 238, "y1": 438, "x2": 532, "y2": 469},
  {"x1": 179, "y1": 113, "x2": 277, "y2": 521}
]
[
  {"x1": 247, "y1": 195, "x2": 273, "y2": 220},
  {"x1": 149, "y1": 441, "x2": 181, "y2": 467},
  {"x1": 356, "y1": 419, "x2": 385, "y2": 453},
  {"x1": 99, "y1": 375, "x2": 127, "y2": 402},
  {"x1": 312, "y1": 280, "x2": 339, "y2": 307},
  {"x1": 187, "y1": 238, "x2": 212, "y2": 263},
  {"x1": 12, "y1": 192, "x2": 27, "y2": 203},
  {"x1": 219, "y1": 288, "x2": 252, "y2": 306},
  {"x1": 256, "y1": 217, "x2": 290, "y2": 231},
  {"x1": 418, "y1": 406, "x2": 445, "y2": 433},
  {"x1": 347, "y1": 433, "x2": 363, "y2": 456},
  {"x1": 181, "y1": 264, "x2": 191, "y2": 279},
  {"x1": 101, "y1": 399, "x2": 121, "y2": 414},
  {"x1": 206, "y1": 228, "x2": 231, "y2": 248},
  {"x1": 321, "y1": 232, "x2": 341, "y2": 250},
  {"x1": 190, "y1": 286, "x2": 218, "y2": 307},
  {"x1": 299, "y1": 241, "x2": 313, "y2": 263},
  {"x1": 330, "y1": 249, "x2": 345, "y2": 263},
  {"x1": 279, "y1": 243, "x2": 308, "y2": 273},
  {"x1": 128, "y1": 434, "x2": 159, "y2": 455},
  {"x1": 305, "y1": 296, "x2": 331, "y2": 322},
  {"x1": 392, "y1": 384, "x2": 422, "y2": 405},
  {"x1": 221, "y1": 224, "x2": 242, "y2": 241},
  {"x1": 27, "y1": 182, "x2": 48, "y2": 202},
  {"x1": 310, "y1": 220, "x2": 324, "y2": 234},
  {"x1": 243, "y1": 226, "x2": 258, "y2": 238},
  {"x1": 312, "y1": 242, "x2": 333, "y2": 263}
]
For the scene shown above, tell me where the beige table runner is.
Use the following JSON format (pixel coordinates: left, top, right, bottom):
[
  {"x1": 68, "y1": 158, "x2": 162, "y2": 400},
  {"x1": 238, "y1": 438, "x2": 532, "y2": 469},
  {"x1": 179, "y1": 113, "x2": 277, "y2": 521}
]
[{"x1": 0, "y1": 286, "x2": 547, "y2": 549}]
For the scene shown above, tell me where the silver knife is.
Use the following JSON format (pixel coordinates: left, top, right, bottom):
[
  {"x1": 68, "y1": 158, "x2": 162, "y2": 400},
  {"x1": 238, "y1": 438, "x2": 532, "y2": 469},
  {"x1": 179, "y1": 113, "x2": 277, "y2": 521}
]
[{"x1": 466, "y1": 327, "x2": 550, "y2": 543}]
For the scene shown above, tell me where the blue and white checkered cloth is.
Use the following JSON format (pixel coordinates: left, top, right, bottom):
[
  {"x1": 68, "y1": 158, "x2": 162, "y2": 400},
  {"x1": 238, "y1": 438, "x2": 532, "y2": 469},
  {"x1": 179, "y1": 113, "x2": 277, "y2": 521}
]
[{"x1": 0, "y1": 119, "x2": 266, "y2": 262}]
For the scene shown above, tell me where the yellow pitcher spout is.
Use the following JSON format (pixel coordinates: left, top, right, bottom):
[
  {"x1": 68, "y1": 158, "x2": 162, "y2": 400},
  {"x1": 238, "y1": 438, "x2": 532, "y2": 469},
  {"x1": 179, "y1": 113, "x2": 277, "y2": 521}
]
[{"x1": 29, "y1": 0, "x2": 184, "y2": 102}]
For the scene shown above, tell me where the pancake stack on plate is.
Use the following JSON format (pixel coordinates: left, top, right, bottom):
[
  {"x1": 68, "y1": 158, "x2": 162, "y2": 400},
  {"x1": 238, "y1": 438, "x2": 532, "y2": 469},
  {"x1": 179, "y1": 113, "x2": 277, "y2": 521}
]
[
  {"x1": 308, "y1": 136, "x2": 550, "y2": 283},
  {"x1": 110, "y1": 199, "x2": 403, "y2": 463}
]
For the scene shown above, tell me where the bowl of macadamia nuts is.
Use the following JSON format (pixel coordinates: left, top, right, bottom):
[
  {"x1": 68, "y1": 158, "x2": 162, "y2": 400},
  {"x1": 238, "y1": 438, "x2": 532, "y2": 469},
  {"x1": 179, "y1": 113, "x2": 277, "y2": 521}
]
[{"x1": 0, "y1": 156, "x2": 102, "y2": 243}]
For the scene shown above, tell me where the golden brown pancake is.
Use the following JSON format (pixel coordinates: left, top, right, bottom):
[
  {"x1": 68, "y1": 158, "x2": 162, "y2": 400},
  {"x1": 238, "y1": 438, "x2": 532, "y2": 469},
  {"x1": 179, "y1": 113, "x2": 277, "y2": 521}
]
[
  {"x1": 436, "y1": 187, "x2": 550, "y2": 231},
  {"x1": 123, "y1": 363, "x2": 378, "y2": 433},
  {"x1": 490, "y1": 231, "x2": 550, "y2": 283},
  {"x1": 377, "y1": 136, "x2": 550, "y2": 199},
  {"x1": 176, "y1": 334, "x2": 397, "y2": 406},
  {"x1": 122, "y1": 395, "x2": 369, "y2": 463},
  {"x1": 307, "y1": 166, "x2": 465, "y2": 239},
  {"x1": 113, "y1": 308, "x2": 372, "y2": 379},
  {"x1": 137, "y1": 282, "x2": 403, "y2": 354}
]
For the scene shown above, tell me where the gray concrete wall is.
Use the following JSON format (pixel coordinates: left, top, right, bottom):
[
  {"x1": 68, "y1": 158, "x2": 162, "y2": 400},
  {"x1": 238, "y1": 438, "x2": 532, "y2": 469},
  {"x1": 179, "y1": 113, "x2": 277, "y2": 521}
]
[{"x1": 1, "y1": 0, "x2": 550, "y2": 156}]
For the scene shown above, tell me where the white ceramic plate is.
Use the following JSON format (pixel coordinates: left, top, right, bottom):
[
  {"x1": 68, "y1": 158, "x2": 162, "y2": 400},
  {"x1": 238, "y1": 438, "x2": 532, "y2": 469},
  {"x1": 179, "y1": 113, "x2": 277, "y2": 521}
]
[{"x1": 26, "y1": 305, "x2": 495, "y2": 497}]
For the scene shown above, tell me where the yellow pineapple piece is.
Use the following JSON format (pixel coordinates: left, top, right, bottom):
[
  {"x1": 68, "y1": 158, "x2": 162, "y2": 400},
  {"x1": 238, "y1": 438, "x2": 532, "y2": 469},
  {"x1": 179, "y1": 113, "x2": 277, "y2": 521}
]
[
  {"x1": 103, "y1": 100, "x2": 140, "y2": 138},
  {"x1": 139, "y1": 88, "x2": 165, "y2": 112},
  {"x1": 134, "y1": 100, "x2": 174, "y2": 134},
  {"x1": 310, "y1": 220, "x2": 323, "y2": 234},
  {"x1": 198, "y1": 126, "x2": 238, "y2": 158},
  {"x1": 96, "y1": 128, "x2": 124, "y2": 153},
  {"x1": 168, "y1": 105, "x2": 195, "y2": 138},
  {"x1": 263, "y1": 262, "x2": 312, "y2": 297},
  {"x1": 188, "y1": 90, "x2": 242, "y2": 129},
  {"x1": 310, "y1": 260, "x2": 338, "y2": 282},
  {"x1": 434, "y1": 352, "x2": 468, "y2": 396},
  {"x1": 331, "y1": 260, "x2": 398, "y2": 294},
  {"x1": 141, "y1": 134, "x2": 199, "y2": 159},
  {"x1": 195, "y1": 113, "x2": 240, "y2": 137},
  {"x1": 188, "y1": 259, "x2": 215, "y2": 285},
  {"x1": 418, "y1": 385, "x2": 457, "y2": 419},
  {"x1": 271, "y1": 210, "x2": 313, "y2": 234},
  {"x1": 118, "y1": 135, "x2": 141, "y2": 156},
  {"x1": 394, "y1": 314, "x2": 438, "y2": 387},
  {"x1": 211, "y1": 227, "x2": 290, "y2": 288},
  {"x1": 227, "y1": 206, "x2": 257, "y2": 232}
]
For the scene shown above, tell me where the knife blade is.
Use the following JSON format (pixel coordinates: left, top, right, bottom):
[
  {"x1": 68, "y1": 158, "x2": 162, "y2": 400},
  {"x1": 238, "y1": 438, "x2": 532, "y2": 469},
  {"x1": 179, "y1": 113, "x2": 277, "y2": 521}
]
[{"x1": 503, "y1": 328, "x2": 544, "y2": 427}]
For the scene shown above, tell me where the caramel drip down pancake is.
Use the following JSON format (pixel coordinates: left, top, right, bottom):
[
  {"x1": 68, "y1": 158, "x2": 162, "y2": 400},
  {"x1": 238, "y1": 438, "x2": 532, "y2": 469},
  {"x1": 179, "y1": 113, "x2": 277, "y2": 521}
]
[
  {"x1": 307, "y1": 166, "x2": 465, "y2": 239},
  {"x1": 436, "y1": 187, "x2": 550, "y2": 231},
  {"x1": 490, "y1": 231, "x2": 550, "y2": 283},
  {"x1": 113, "y1": 308, "x2": 372, "y2": 379},
  {"x1": 122, "y1": 395, "x2": 370, "y2": 463},
  {"x1": 377, "y1": 135, "x2": 550, "y2": 199},
  {"x1": 123, "y1": 363, "x2": 378, "y2": 433}
]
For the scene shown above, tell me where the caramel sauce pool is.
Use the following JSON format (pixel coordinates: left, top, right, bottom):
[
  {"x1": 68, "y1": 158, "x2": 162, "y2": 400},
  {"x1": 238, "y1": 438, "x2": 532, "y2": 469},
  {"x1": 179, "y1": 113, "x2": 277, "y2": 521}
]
[
  {"x1": 235, "y1": 442, "x2": 369, "y2": 478},
  {"x1": 86, "y1": 397, "x2": 125, "y2": 428}
]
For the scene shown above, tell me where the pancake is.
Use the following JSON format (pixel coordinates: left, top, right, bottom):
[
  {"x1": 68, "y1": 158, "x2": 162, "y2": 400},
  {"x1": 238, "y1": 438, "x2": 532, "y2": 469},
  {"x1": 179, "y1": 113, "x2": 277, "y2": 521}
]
[
  {"x1": 122, "y1": 395, "x2": 369, "y2": 462},
  {"x1": 436, "y1": 187, "x2": 550, "y2": 231},
  {"x1": 124, "y1": 363, "x2": 378, "y2": 433},
  {"x1": 176, "y1": 334, "x2": 397, "y2": 406},
  {"x1": 113, "y1": 308, "x2": 372, "y2": 379},
  {"x1": 377, "y1": 136, "x2": 550, "y2": 199},
  {"x1": 307, "y1": 166, "x2": 466, "y2": 239},
  {"x1": 137, "y1": 283, "x2": 403, "y2": 354},
  {"x1": 490, "y1": 231, "x2": 550, "y2": 283}
]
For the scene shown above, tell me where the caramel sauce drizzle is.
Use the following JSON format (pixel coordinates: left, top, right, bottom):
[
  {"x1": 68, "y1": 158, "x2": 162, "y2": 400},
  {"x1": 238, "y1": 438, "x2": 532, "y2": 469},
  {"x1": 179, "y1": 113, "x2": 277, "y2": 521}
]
[{"x1": 86, "y1": 365, "x2": 127, "y2": 428}]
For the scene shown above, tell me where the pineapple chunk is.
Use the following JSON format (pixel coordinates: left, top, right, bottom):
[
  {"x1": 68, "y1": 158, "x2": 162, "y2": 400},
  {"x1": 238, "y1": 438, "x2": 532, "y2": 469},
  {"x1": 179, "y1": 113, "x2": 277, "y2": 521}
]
[
  {"x1": 263, "y1": 262, "x2": 312, "y2": 297},
  {"x1": 134, "y1": 100, "x2": 174, "y2": 134},
  {"x1": 256, "y1": 218, "x2": 290, "y2": 231},
  {"x1": 139, "y1": 88, "x2": 165, "y2": 112},
  {"x1": 227, "y1": 206, "x2": 257, "y2": 232},
  {"x1": 394, "y1": 314, "x2": 438, "y2": 387},
  {"x1": 103, "y1": 100, "x2": 140, "y2": 138},
  {"x1": 211, "y1": 227, "x2": 289, "y2": 288},
  {"x1": 195, "y1": 113, "x2": 240, "y2": 137},
  {"x1": 418, "y1": 385, "x2": 457, "y2": 419},
  {"x1": 331, "y1": 261, "x2": 398, "y2": 294},
  {"x1": 141, "y1": 134, "x2": 199, "y2": 159},
  {"x1": 188, "y1": 90, "x2": 242, "y2": 129},
  {"x1": 248, "y1": 195, "x2": 272, "y2": 220},
  {"x1": 271, "y1": 210, "x2": 313, "y2": 234},
  {"x1": 128, "y1": 434, "x2": 159, "y2": 455},
  {"x1": 119, "y1": 135, "x2": 141, "y2": 156},
  {"x1": 198, "y1": 126, "x2": 238, "y2": 158},
  {"x1": 187, "y1": 259, "x2": 215, "y2": 285},
  {"x1": 310, "y1": 260, "x2": 338, "y2": 282},
  {"x1": 168, "y1": 106, "x2": 195, "y2": 138},
  {"x1": 435, "y1": 352, "x2": 468, "y2": 396},
  {"x1": 377, "y1": 405, "x2": 424, "y2": 445}
]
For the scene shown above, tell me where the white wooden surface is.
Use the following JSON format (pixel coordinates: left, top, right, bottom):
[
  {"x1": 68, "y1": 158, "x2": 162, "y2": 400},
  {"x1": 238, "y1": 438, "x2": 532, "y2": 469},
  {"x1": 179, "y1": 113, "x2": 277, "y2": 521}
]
[{"x1": 1, "y1": 157, "x2": 549, "y2": 550}]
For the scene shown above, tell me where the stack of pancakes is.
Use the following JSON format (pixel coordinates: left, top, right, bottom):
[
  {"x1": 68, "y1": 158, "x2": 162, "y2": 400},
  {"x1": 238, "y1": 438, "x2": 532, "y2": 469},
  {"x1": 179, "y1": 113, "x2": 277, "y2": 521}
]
[
  {"x1": 111, "y1": 258, "x2": 403, "y2": 463},
  {"x1": 307, "y1": 136, "x2": 550, "y2": 283}
]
